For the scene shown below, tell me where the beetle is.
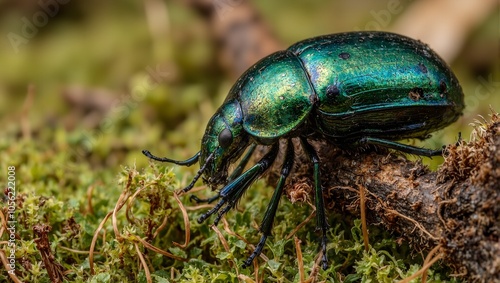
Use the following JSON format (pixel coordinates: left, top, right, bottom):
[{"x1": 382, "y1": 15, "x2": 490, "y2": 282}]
[{"x1": 143, "y1": 31, "x2": 464, "y2": 270}]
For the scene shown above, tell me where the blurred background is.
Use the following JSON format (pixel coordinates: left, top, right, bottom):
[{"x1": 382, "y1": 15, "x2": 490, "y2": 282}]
[
  {"x1": 0, "y1": 0, "x2": 498, "y2": 169},
  {"x1": 0, "y1": 0, "x2": 498, "y2": 281}
]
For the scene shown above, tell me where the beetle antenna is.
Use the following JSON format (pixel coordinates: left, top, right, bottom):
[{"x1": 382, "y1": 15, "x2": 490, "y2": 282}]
[
  {"x1": 142, "y1": 150, "x2": 200, "y2": 166},
  {"x1": 180, "y1": 149, "x2": 216, "y2": 193},
  {"x1": 143, "y1": 149, "x2": 216, "y2": 194}
]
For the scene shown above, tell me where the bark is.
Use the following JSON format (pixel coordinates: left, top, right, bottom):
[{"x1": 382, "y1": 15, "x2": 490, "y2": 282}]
[{"x1": 258, "y1": 113, "x2": 499, "y2": 283}]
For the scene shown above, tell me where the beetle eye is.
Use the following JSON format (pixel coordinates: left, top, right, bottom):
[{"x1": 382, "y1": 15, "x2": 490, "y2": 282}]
[{"x1": 218, "y1": 128, "x2": 233, "y2": 149}]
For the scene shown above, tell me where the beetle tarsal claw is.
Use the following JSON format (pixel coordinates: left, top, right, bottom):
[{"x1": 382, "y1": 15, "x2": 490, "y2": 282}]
[
  {"x1": 321, "y1": 235, "x2": 329, "y2": 270},
  {"x1": 213, "y1": 204, "x2": 232, "y2": 225},
  {"x1": 197, "y1": 198, "x2": 226, "y2": 224},
  {"x1": 242, "y1": 234, "x2": 269, "y2": 268}
]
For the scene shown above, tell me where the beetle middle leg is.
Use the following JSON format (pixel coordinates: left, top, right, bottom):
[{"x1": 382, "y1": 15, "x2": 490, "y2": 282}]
[
  {"x1": 301, "y1": 137, "x2": 330, "y2": 270},
  {"x1": 242, "y1": 140, "x2": 295, "y2": 268},
  {"x1": 359, "y1": 137, "x2": 443, "y2": 156}
]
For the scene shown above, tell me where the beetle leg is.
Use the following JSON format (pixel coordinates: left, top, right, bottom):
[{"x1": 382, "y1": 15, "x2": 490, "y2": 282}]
[
  {"x1": 197, "y1": 198, "x2": 227, "y2": 224},
  {"x1": 360, "y1": 137, "x2": 443, "y2": 156},
  {"x1": 455, "y1": 132, "x2": 462, "y2": 146},
  {"x1": 301, "y1": 137, "x2": 330, "y2": 270},
  {"x1": 197, "y1": 144, "x2": 279, "y2": 224},
  {"x1": 190, "y1": 144, "x2": 257, "y2": 204},
  {"x1": 242, "y1": 140, "x2": 294, "y2": 268},
  {"x1": 213, "y1": 174, "x2": 256, "y2": 226},
  {"x1": 190, "y1": 194, "x2": 220, "y2": 204},
  {"x1": 213, "y1": 203, "x2": 233, "y2": 225},
  {"x1": 200, "y1": 171, "x2": 257, "y2": 225},
  {"x1": 181, "y1": 150, "x2": 217, "y2": 193},
  {"x1": 228, "y1": 143, "x2": 257, "y2": 182}
]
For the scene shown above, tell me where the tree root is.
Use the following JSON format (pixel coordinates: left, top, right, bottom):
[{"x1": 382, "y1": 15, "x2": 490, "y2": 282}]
[{"x1": 259, "y1": 112, "x2": 499, "y2": 282}]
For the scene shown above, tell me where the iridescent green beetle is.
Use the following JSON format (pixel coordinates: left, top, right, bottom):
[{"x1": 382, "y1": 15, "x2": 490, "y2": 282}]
[{"x1": 143, "y1": 31, "x2": 464, "y2": 269}]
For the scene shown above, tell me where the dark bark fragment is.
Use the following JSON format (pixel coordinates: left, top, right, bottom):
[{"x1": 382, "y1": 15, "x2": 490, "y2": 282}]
[{"x1": 34, "y1": 224, "x2": 66, "y2": 283}]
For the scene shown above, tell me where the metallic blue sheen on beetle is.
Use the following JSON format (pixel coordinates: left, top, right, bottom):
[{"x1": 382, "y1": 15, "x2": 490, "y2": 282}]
[{"x1": 143, "y1": 31, "x2": 464, "y2": 269}]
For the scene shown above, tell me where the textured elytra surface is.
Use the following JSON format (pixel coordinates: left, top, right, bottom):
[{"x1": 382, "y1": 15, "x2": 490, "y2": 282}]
[{"x1": 289, "y1": 32, "x2": 464, "y2": 139}]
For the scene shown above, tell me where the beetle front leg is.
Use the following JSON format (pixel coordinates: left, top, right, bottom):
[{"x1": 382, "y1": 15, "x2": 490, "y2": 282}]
[
  {"x1": 191, "y1": 144, "x2": 257, "y2": 205},
  {"x1": 190, "y1": 194, "x2": 220, "y2": 204},
  {"x1": 301, "y1": 138, "x2": 330, "y2": 270},
  {"x1": 197, "y1": 168, "x2": 257, "y2": 224},
  {"x1": 197, "y1": 144, "x2": 279, "y2": 224},
  {"x1": 242, "y1": 140, "x2": 294, "y2": 268}
]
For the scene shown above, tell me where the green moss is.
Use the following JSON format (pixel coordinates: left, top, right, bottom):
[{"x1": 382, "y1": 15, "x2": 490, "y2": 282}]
[{"x1": 1, "y1": 135, "x2": 461, "y2": 281}]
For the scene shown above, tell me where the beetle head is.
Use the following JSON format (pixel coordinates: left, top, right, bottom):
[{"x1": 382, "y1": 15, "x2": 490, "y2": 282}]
[{"x1": 200, "y1": 99, "x2": 249, "y2": 188}]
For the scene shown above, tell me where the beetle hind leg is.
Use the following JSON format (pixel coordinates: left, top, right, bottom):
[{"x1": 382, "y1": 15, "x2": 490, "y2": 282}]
[
  {"x1": 242, "y1": 140, "x2": 295, "y2": 268},
  {"x1": 359, "y1": 137, "x2": 443, "y2": 157},
  {"x1": 301, "y1": 137, "x2": 330, "y2": 270}
]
